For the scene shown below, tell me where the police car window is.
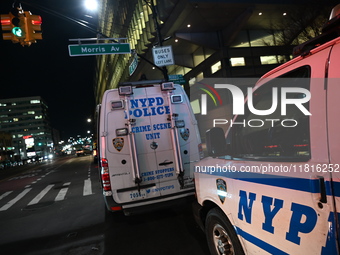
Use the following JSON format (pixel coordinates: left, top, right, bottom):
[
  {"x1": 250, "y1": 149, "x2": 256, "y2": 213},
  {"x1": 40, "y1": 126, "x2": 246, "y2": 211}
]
[{"x1": 232, "y1": 66, "x2": 311, "y2": 161}]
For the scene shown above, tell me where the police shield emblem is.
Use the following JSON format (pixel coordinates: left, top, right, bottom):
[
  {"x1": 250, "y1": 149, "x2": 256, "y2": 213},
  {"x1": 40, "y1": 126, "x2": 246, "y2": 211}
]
[
  {"x1": 113, "y1": 138, "x2": 124, "y2": 152},
  {"x1": 180, "y1": 128, "x2": 190, "y2": 141},
  {"x1": 216, "y1": 179, "x2": 227, "y2": 204}
]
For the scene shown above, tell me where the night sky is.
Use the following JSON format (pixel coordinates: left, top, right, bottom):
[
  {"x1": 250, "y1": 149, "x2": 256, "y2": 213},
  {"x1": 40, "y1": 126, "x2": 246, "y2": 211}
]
[{"x1": 0, "y1": 0, "x2": 97, "y2": 140}]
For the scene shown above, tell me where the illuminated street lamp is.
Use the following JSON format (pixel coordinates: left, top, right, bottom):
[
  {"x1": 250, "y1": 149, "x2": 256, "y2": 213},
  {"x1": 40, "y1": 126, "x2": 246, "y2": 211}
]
[{"x1": 84, "y1": 0, "x2": 98, "y2": 11}]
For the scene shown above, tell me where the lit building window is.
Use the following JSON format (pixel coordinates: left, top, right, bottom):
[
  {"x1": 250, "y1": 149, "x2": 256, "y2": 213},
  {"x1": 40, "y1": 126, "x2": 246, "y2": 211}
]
[
  {"x1": 260, "y1": 55, "x2": 278, "y2": 65},
  {"x1": 28, "y1": 111, "x2": 35, "y2": 115},
  {"x1": 211, "y1": 61, "x2": 221, "y2": 74},
  {"x1": 35, "y1": 115, "x2": 43, "y2": 119},
  {"x1": 30, "y1": 100, "x2": 40, "y2": 104},
  {"x1": 230, "y1": 57, "x2": 245, "y2": 67},
  {"x1": 260, "y1": 55, "x2": 290, "y2": 65},
  {"x1": 13, "y1": 118, "x2": 19, "y2": 122}
]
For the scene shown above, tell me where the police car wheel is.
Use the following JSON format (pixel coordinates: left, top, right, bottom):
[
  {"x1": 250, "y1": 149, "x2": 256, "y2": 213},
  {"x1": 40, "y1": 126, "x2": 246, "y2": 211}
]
[{"x1": 205, "y1": 208, "x2": 244, "y2": 255}]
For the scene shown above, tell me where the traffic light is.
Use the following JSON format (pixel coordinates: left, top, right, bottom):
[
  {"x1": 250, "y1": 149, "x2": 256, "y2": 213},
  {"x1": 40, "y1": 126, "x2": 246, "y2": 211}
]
[
  {"x1": 0, "y1": 6, "x2": 26, "y2": 44},
  {"x1": 1, "y1": 5, "x2": 42, "y2": 46},
  {"x1": 25, "y1": 11, "x2": 42, "y2": 43},
  {"x1": 0, "y1": 12, "x2": 26, "y2": 43},
  {"x1": 0, "y1": 14, "x2": 14, "y2": 41}
]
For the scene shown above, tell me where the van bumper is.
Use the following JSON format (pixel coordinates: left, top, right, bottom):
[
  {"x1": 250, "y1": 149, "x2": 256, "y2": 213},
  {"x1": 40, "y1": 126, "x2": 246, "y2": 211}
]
[
  {"x1": 104, "y1": 190, "x2": 195, "y2": 215},
  {"x1": 103, "y1": 192, "x2": 123, "y2": 212},
  {"x1": 123, "y1": 195, "x2": 195, "y2": 216}
]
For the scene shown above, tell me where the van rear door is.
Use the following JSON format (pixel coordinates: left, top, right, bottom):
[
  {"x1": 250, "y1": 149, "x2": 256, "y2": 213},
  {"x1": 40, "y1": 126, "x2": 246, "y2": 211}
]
[{"x1": 105, "y1": 84, "x2": 182, "y2": 204}]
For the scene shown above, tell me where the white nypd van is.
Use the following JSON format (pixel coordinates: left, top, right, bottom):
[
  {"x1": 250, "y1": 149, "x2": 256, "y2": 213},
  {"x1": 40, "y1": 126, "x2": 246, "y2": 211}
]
[
  {"x1": 193, "y1": 4, "x2": 340, "y2": 255},
  {"x1": 97, "y1": 80, "x2": 201, "y2": 215}
]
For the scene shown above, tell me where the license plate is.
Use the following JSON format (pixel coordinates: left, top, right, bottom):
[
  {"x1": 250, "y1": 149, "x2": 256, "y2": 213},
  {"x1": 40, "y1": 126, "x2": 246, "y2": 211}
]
[{"x1": 129, "y1": 189, "x2": 147, "y2": 200}]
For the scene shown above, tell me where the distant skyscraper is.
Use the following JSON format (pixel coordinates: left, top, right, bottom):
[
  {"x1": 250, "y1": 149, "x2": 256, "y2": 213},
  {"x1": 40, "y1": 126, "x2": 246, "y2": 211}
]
[{"x1": 0, "y1": 96, "x2": 54, "y2": 160}]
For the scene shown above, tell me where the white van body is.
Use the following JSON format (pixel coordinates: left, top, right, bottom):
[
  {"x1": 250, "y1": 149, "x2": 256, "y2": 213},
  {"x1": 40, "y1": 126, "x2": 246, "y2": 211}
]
[
  {"x1": 98, "y1": 80, "x2": 201, "y2": 215},
  {"x1": 194, "y1": 5, "x2": 340, "y2": 255}
]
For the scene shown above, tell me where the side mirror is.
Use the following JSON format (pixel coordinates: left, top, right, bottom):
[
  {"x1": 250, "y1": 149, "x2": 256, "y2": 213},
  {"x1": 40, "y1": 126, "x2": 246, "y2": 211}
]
[{"x1": 206, "y1": 127, "x2": 228, "y2": 157}]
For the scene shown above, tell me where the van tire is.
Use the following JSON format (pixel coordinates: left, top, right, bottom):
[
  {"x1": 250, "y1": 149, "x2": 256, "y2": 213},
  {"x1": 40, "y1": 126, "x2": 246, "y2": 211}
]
[{"x1": 205, "y1": 208, "x2": 245, "y2": 255}]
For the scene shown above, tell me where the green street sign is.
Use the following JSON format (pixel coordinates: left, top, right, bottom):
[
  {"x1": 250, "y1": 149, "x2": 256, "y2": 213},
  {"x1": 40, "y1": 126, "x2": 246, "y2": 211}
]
[
  {"x1": 129, "y1": 54, "x2": 138, "y2": 76},
  {"x1": 169, "y1": 74, "x2": 186, "y2": 85},
  {"x1": 68, "y1": 43, "x2": 131, "y2": 57}
]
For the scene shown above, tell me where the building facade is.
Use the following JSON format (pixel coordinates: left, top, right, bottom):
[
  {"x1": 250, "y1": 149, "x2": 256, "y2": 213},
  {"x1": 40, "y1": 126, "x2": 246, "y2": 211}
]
[
  {"x1": 95, "y1": 0, "x2": 335, "y2": 104},
  {"x1": 94, "y1": 0, "x2": 336, "y2": 140},
  {"x1": 0, "y1": 96, "x2": 54, "y2": 160}
]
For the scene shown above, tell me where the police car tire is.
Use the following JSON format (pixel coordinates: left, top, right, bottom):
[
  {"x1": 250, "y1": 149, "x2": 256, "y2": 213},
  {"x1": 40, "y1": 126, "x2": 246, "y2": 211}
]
[{"x1": 205, "y1": 208, "x2": 245, "y2": 255}]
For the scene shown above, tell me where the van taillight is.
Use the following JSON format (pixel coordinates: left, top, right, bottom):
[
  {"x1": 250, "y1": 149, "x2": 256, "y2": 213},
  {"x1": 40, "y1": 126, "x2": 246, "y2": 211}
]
[
  {"x1": 101, "y1": 158, "x2": 111, "y2": 191},
  {"x1": 101, "y1": 158, "x2": 109, "y2": 168}
]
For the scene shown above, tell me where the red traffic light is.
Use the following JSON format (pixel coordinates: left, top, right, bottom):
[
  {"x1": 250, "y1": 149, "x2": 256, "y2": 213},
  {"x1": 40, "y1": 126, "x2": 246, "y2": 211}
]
[
  {"x1": 31, "y1": 15, "x2": 42, "y2": 25},
  {"x1": 0, "y1": 17, "x2": 11, "y2": 26}
]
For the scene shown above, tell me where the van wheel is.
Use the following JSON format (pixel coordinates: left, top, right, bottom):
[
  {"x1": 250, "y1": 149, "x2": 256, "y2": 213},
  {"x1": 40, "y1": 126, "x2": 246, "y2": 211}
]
[{"x1": 205, "y1": 208, "x2": 245, "y2": 255}]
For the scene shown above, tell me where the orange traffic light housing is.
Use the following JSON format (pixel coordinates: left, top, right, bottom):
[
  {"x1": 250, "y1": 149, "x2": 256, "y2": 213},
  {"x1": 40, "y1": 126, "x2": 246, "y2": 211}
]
[
  {"x1": 0, "y1": 12, "x2": 25, "y2": 43},
  {"x1": 1, "y1": 8, "x2": 42, "y2": 46},
  {"x1": 25, "y1": 11, "x2": 42, "y2": 43},
  {"x1": 1, "y1": 14, "x2": 14, "y2": 41}
]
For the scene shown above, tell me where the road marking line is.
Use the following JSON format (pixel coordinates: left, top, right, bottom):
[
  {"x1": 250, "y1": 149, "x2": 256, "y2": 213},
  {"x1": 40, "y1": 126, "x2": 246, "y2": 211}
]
[
  {"x1": 0, "y1": 191, "x2": 13, "y2": 200},
  {"x1": 83, "y1": 179, "x2": 92, "y2": 196},
  {"x1": 55, "y1": 182, "x2": 71, "y2": 201},
  {"x1": 0, "y1": 188, "x2": 32, "y2": 211},
  {"x1": 28, "y1": 184, "x2": 54, "y2": 205}
]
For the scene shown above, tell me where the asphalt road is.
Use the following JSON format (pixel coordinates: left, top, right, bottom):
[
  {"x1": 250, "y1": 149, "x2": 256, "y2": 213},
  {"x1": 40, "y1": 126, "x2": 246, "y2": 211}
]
[{"x1": 0, "y1": 156, "x2": 210, "y2": 255}]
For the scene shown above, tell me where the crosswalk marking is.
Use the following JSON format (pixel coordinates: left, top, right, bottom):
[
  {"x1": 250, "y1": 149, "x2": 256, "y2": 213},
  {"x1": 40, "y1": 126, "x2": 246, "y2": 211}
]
[
  {"x1": 0, "y1": 191, "x2": 12, "y2": 200},
  {"x1": 0, "y1": 188, "x2": 32, "y2": 211},
  {"x1": 83, "y1": 179, "x2": 92, "y2": 196},
  {"x1": 0, "y1": 178, "x2": 94, "y2": 211},
  {"x1": 28, "y1": 184, "x2": 54, "y2": 206},
  {"x1": 55, "y1": 182, "x2": 71, "y2": 201}
]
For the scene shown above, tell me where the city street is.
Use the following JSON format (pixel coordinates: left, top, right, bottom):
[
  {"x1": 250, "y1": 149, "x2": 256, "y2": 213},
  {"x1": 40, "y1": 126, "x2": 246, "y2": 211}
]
[{"x1": 0, "y1": 156, "x2": 209, "y2": 255}]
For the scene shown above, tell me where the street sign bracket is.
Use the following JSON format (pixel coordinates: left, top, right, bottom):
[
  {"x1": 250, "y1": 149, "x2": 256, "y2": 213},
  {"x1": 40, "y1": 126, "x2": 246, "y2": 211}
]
[{"x1": 69, "y1": 37, "x2": 128, "y2": 45}]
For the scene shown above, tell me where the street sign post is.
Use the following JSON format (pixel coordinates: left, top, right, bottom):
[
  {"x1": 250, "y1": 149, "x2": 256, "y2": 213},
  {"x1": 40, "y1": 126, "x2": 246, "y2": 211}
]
[
  {"x1": 152, "y1": 45, "x2": 174, "y2": 67},
  {"x1": 68, "y1": 43, "x2": 131, "y2": 57}
]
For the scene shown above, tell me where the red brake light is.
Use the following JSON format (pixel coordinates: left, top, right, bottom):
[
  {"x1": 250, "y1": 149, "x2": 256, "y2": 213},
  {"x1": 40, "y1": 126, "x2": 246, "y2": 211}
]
[
  {"x1": 101, "y1": 158, "x2": 108, "y2": 168},
  {"x1": 101, "y1": 158, "x2": 111, "y2": 191},
  {"x1": 101, "y1": 170, "x2": 111, "y2": 191},
  {"x1": 110, "y1": 206, "x2": 122, "y2": 211}
]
